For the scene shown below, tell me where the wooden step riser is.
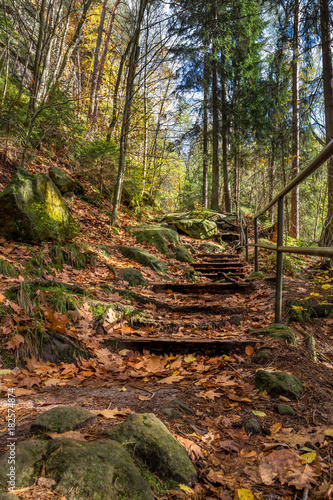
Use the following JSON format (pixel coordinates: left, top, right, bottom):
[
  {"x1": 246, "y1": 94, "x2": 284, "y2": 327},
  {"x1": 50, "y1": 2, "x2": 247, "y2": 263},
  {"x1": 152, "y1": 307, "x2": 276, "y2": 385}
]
[
  {"x1": 152, "y1": 283, "x2": 253, "y2": 294},
  {"x1": 193, "y1": 264, "x2": 244, "y2": 269}
]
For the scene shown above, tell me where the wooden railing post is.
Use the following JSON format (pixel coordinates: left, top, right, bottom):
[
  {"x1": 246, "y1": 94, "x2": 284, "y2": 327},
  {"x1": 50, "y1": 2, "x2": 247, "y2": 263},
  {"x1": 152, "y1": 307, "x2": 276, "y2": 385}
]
[
  {"x1": 275, "y1": 196, "x2": 284, "y2": 323},
  {"x1": 245, "y1": 226, "x2": 249, "y2": 262},
  {"x1": 254, "y1": 218, "x2": 259, "y2": 272}
]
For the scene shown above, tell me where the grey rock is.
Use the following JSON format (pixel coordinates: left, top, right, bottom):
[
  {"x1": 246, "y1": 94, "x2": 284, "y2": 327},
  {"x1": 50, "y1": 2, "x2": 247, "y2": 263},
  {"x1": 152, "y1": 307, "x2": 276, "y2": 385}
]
[
  {"x1": 277, "y1": 404, "x2": 295, "y2": 416},
  {"x1": 255, "y1": 370, "x2": 303, "y2": 400},
  {"x1": 244, "y1": 418, "x2": 261, "y2": 436},
  {"x1": 31, "y1": 406, "x2": 97, "y2": 434},
  {"x1": 105, "y1": 413, "x2": 197, "y2": 486}
]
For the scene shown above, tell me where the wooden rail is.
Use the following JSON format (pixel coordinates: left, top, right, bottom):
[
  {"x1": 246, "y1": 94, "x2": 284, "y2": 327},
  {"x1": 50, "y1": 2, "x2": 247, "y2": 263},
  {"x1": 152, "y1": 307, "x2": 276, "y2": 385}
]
[{"x1": 245, "y1": 139, "x2": 333, "y2": 323}]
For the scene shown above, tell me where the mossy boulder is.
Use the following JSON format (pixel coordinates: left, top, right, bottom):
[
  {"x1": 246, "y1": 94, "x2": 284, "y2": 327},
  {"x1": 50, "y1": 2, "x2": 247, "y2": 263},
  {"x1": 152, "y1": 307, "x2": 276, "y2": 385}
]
[
  {"x1": 0, "y1": 168, "x2": 79, "y2": 242},
  {"x1": 106, "y1": 413, "x2": 197, "y2": 486},
  {"x1": 174, "y1": 219, "x2": 218, "y2": 240},
  {"x1": 246, "y1": 271, "x2": 266, "y2": 281},
  {"x1": 30, "y1": 406, "x2": 97, "y2": 434},
  {"x1": 118, "y1": 246, "x2": 169, "y2": 275},
  {"x1": 128, "y1": 225, "x2": 180, "y2": 255},
  {"x1": 45, "y1": 438, "x2": 154, "y2": 500},
  {"x1": 253, "y1": 324, "x2": 297, "y2": 345},
  {"x1": 199, "y1": 241, "x2": 226, "y2": 253},
  {"x1": 121, "y1": 267, "x2": 147, "y2": 286},
  {"x1": 48, "y1": 166, "x2": 77, "y2": 194},
  {"x1": 255, "y1": 370, "x2": 303, "y2": 400},
  {"x1": 175, "y1": 245, "x2": 194, "y2": 263},
  {"x1": 0, "y1": 439, "x2": 48, "y2": 489}
]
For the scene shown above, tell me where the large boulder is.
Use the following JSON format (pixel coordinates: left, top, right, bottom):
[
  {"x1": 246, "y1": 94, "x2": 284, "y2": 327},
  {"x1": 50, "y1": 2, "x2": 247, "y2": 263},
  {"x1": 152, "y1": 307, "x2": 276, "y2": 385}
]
[
  {"x1": 128, "y1": 225, "x2": 180, "y2": 255},
  {"x1": 0, "y1": 439, "x2": 48, "y2": 489},
  {"x1": 106, "y1": 413, "x2": 197, "y2": 486},
  {"x1": 174, "y1": 219, "x2": 218, "y2": 240},
  {"x1": 0, "y1": 438, "x2": 154, "y2": 500},
  {"x1": 117, "y1": 246, "x2": 169, "y2": 275},
  {"x1": 48, "y1": 166, "x2": 77, "y2": 194},
  {"x1": 30, "y1": 406, "x2": 97, "y2": 434},
  {"x1": 45, "y1": 438, "x2": 154, "y2": 500},
  {"x1": 0, "y1": 168, "x2": 79, "y2": 242}
]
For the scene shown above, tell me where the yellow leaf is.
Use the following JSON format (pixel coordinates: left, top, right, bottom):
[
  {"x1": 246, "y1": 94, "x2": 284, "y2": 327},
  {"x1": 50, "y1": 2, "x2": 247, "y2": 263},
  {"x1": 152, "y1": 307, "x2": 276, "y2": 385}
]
[
  {"x1": 270, "y1": 422, "x2": 282, "y2": 434},
  {"x1": 118, "y1": 349, "x2": 130, "y2": 356},
  {"x1": 138, "y1": 395, "x2": 151, "y2": 401},
  {"x1": 252, "y1": 410, "x2": 266, "y2": 417},
  {"x1": 184, "y1": 354, "x2": 196, "y2": 363},
  {"x1": 179, "y1": 484, "x2": 194, "y2": 494},
  {"x1": 324, "y1": 429, "x2": 333, "y2": 437},
  {"x1": 234, "y1": 488, "x2": 255, "y2": 500},
  {"x1": 322, "y1": 284, "x2": 333, "y2": 289},
  {"x1": 300, "y1": 451, "x2": 316, "y2": 464},
  {"x1": 291, "y1": 305, "x2": 304, "y2": 311},
  {"x1": 119, "y1": 387, "x2": 127, "y2": 392},
  {"x1": 173, "y1": 370, "x2": 180, "y2": 376}
]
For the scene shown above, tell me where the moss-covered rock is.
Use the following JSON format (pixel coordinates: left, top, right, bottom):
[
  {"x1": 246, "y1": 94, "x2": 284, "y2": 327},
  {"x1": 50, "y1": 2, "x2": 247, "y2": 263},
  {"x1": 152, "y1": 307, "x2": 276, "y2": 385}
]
[
  {"x1": 45, "y1": 438, "x2": 154, "y2": 500},
  {"x1": 175, "y1": 245, "x2": 194, "y2": 263},
  {"x1": 127, "y1": 225, "x2": 180, "y2": 255},
  {"x1": 174, "y1": 219, "x2": 218, "y2": 240},
  {"x1": 199, "y1": 241, "x2": 226, "y2": 253},
  {"x1": 30, "y1": 406, "x2": 97, "y2": 434},
  {"x1": 276, "y1": 404, "x2": 295, "y2": 416},
  {"x1": 118, "y1": 246, "x2": 169, "y2": 275},
  {"x1": 255, "y1": 370, "x2": 303, "y2": 400},
  {"x1": 184, "y1": 243, "x2": 197, "y2": 254},
  {"x1": 246, "y1": 271, "x2": 266, "y2": 281},
  {"x1": 105, "y1": 413, "x2": 197, "y2": 486},
  {"x1": 121, "y1": 267, "x2": 147, "y2": 286},
  {"x1": 0, "y1": 439, "x2": 48, "y2": 489},
  {"x1": 253, "y1": 324, "x2": 297, "y2": 345},
  {"x1": 48, "y1": 166, "x2": 77, "y2": 194},
  {"x1": 254, "y1": 349, "x2": 270, "y2": 364},
  {"x1": 244, "y1": 418, "x2": 261, "y2": 436},
  {"x1": 0, "y1": 168, "x2": 79, "y2": 242}
]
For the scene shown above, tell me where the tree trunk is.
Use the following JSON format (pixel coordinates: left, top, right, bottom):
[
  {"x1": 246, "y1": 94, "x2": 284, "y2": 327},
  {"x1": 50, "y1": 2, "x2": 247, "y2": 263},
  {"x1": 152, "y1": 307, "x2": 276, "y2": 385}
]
[
  {"x1": 320, "y1": 0, "x2": 333, "y2": 245},
  {"x1": 110, "y1": 0, "x2": 148, "y2": 225},
  {"x1": 202, "y1": 50, "x2": 209, "y2": 208},
  {"x1": 211, "y1": 0, "x2": 220, "y2": 210},
  {"x1": 221, "y1": 51, "x2": 232, "y2": 212},
  {"x1": 290, "y1": 0, "x2": 300, "y2": 238}
]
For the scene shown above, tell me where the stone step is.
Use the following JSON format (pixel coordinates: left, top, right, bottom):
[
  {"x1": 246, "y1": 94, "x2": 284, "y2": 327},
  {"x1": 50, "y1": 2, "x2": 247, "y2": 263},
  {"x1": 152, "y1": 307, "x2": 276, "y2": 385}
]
[{"x1": 152, "y1": 282, "x2": 253, "y2": 294}]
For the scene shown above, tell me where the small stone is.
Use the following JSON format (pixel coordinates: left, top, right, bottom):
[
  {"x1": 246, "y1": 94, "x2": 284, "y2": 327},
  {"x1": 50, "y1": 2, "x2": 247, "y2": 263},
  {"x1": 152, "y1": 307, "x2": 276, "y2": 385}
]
[
  {"x1": 255, "y1": 370, "x2": 303, "y2": 400},
  {"x1": 254, "y1": 349, "x2": 270, "y2": 363},
  {"x1": 31, "y1": 406, "x2": 97, "y2": 434},
  {"x1": 277, "y1": 404, "x2": 295, "y2": 416},
  {"x1": 160, "y1": 407, "x2": 182, "y2": 420},
  {"x1": 244, "y1": 418, "x2": 261, "y2": 436}
]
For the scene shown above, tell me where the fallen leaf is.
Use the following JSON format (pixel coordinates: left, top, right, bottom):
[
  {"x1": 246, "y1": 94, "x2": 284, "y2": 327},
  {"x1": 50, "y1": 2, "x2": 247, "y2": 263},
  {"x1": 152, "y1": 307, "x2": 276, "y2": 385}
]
[
  {"x1": 198, "y1": 390, "x2": 222, "y2": 400},
  {"x1": 252, "y1": 410, "x2": 266, "y2": 417},
  {"x1": 270, "y1": 423, "x2": 282, "y2": 434},
  {"x1": 138, "y1": 395, "x2": 152, "y2": 401},
  {"x1": 157, "y1": 374, "x2": 185, "y2": 384},
  {"x1": 283, "y1": 463, "x2": 319, "y2": 489},
  {"x1": 234, "y1": 488, "x2": 254, "y2": 500},
  {"x1": 47, "y1": 431, "x2": 89, "y2": 441},
  {"x1": 94, "y1": 407, "x2": 132, "y2": 419},
  {"x1": 301, "y1": 451, "x2": 317, "y2": 464},
  {"x1": 179, "y1": 484, "x2": 194, "y2": 494},
  {"x1": 6, "y1": 333, "x2": 25, "y2": 349},
  {"x1": 207, "y1": 469, "x2": 224, "y2": 484},
  {"x1": 37, "y1": 477, "x2": 57, "y2": 488},
  {"x1": 184, "y1": 354, "x2": 196, "y2": 364},
  {"x1": 176, "y1": 436, "x2": 204, "y2": 460},
  {"x1": 245, "y1": 346, "x2": 254, "y2": 356}
]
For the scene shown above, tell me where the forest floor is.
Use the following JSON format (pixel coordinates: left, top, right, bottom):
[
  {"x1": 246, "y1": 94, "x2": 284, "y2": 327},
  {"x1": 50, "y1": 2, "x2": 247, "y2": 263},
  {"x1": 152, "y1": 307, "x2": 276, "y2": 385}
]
[{"x1": 0, "y1": 156, "x2": 333, "y2": 499}]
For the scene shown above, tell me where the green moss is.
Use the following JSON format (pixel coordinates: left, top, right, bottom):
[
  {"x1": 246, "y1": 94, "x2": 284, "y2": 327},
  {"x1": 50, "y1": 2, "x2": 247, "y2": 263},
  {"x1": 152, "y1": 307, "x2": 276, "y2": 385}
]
[
  {"x1": 253, "y1": 324, "x2": 297, "y2": 345},
  {"x1": 175, "y1": 245, "x2": 194, "y2": 263},
  {"x1": 0, "y1": 348, "x2": 17, "y2": 368},
  {"x1": 0, "y1": 258, "x2": 18, "y2": 277},
  {"x1": 129, "y1": 226, "x2": 180, "y2": 255},
  {"x1": 288, "y1": 299, "x2": 333, "y2": 321},
  {"x1": 186, "y1": 268, "x2": 201, "y2": 282},
  {"x1": 118, "y1": 246, "x2": 169, "y2": 276},
  {"x1": 49, "y1": 242, "x2": 93, "y2": 270},
  {"x1": 121, "y1": 267, "x2": 147, "y2": 286}
]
